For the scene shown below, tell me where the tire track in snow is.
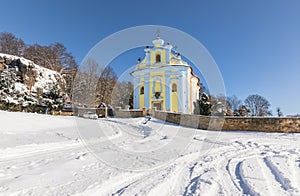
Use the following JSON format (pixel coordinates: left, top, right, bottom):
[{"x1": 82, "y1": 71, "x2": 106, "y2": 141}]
[
  {"x1": 183, "y1": 141, "x2": 252, "y2": 195},
  {"x1": 100, "y1": 128, "x2": 299, "y2": 196},
  {"x1": 231, "y1": 140, "x2": 273, "y2": 195},
  {"x1": 233, "y1": 155, "x2": 290, "y2": 196},
  {"x1": 182, "y1": 150, "x2": 228, "y2": 195},
  {"x1": 137, "y1": 164, "x2": 183, "y2": 195},
  {"x1": 216, "y1": 140, "x2": 261, "y2": 195},
  {"x1": 96, "y1": 163, "x2": 178, "y2": 195},
  {"x1": 235, "y1": 161, "x2": 253, "y2": 195},
  {"x1": 111, "y1": 160, "x2": 193, "y2": 196},
  {"x1": 112, "y1": 180, "x2": 140, "y2": 196},
  {"x1": 0, "y1": 141, "x2": 83, "y2": 162},
  {"x1": 293, "y1": 158, "x2": 300, "y2": 194},
  {"x1": 216, "y1": 139, "x2": 283, "y2": 195},
  {"x1": 96, "y1": 122, "x2": 230, "y2": 195},
  {"x1": 110, "y1": 147, "x2": 224, "y2": 195},
  {"x1": 180, "y1": 139, "x2": 256, "y2": 195},
  {"x1": 183, "y1": 169, "x2": 209, "y2": 196},
  {"x1": 225, "y1": 159, "x2": 242, "y2": 193},
  {"x1": 222, "y1": 154, "x2": 262, "y2": 195},
  {"x1": 230, "y1": 140, "x2": 281, "y2": 195},
  {"x1": 263, "y1": 157, "x2": 294, "y2": 191}
]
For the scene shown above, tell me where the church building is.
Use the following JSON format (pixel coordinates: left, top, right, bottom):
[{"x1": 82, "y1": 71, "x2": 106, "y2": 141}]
[{"x1": 131, "y1": 36, "x2": 200, "y2": 114}]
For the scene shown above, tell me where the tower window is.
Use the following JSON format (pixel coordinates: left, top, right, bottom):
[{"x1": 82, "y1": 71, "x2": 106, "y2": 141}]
[
  {"x1": 140, "y1": 86, "x2": 144, "y2": 95},
  {"x1": 172, "y1": 83, "x2": 177, "y2": 92},
  {"x1": 156, "y1": 54, "x2": 161, "y2": 63}
]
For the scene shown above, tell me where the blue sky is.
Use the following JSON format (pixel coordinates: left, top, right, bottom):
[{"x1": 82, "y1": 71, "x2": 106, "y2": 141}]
[{"x1": 1, "y1": 0, "x2": 300, "y2": 115}]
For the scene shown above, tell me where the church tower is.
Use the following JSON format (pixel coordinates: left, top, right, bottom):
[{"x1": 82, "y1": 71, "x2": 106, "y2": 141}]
[{"x1": 131, "y1": 36, "x2": 200, "y2": 114}]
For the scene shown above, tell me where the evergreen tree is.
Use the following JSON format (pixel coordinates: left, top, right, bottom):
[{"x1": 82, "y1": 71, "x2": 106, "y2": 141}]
[
  {"x1": 41, "y1": 84, "x2": 65, "y2": 110},
  {"x1": 194, "y1": 93, "x2": 211, "y2": 115}
]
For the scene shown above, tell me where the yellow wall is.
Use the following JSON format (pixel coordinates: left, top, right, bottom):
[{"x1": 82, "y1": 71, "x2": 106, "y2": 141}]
[
  {"x1": 139, "y1": 84, "x2": 144, "y2": 108},
  {"x1": 139, "y1": 94, "x2": 144, "y2": 108},
  {"x1": 161, "y1": 50, "x2": 166, "y2": 63},
  {"x1": 149, "y1": 71, "x2": 165, "y2": 110},
  {"x1": 150, "y1": 50, "x2": 166, "y2": 65},
  {"x1": 150, "y1": 51, "x2": 155, "y2": 65},
  {"x1": 171, "y1": 92, "x2": 178, "y2": 112},
  {"x1": 171, "y1": 82, "x2": 178, "y2": 112},
  {"x1": 154, "y1": 80, "x2": 161, "y2": 92}
]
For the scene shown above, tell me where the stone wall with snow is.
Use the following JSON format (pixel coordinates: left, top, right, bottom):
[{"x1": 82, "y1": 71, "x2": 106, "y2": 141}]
[
  {"x1": 0, "y1": 53, "x2": 66, "y2": 112},
  {"x1": 153, "y1": 110, "x2": 300, "y2": 133}
]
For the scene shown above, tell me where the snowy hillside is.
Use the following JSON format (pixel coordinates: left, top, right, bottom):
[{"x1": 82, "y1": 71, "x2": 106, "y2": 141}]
[
  {"x1": 0, "y1": 111, "x2": 299, "y2": 195},
  {"x1": 0, "y1": 53, "x2": 65, "y2": 111}
]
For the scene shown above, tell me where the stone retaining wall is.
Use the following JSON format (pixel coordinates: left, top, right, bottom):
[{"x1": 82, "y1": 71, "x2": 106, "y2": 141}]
[
  {"x1": 74, "y1": 107, "x2": 300, "y2": 132},
  {"x1": 153, "y1": 110, "x2": 300, "y2": 133},
  {"x1": 73, "y1": 107, "x2": 147, "y2": 118},
  {"x1": 223, "y1": 117, "x2": 300, "y2": 133},
  {"x1": 114, "y1": 108, "x2": 147, "y2": 118},
  {"x1": 73, "y1": 108, "x2": 97, "y2": 117}
]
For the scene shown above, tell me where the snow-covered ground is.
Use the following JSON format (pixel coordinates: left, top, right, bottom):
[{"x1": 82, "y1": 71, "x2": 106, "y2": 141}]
[{"x1": 0, "y1": 110, "x2": 299, "y2": 195}]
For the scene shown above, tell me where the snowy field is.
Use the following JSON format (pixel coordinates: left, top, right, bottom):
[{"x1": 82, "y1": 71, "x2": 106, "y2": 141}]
[{"x1": 0, "y1": 111, "x2": 299, "y2": 196}]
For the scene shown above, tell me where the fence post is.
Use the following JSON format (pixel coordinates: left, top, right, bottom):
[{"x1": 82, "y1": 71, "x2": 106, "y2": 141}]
[
  {"x1": 104, "y1": 107, "x2": 108, "y2": 118},
  {"x1": 142, "y1": 107, "x2": 147, "y2": 116}
]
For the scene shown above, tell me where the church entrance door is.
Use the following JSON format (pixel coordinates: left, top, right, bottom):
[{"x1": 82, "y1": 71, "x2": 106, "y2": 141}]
[{"x1": 153, "y1": 102, "x2": 162, "y2": 110}]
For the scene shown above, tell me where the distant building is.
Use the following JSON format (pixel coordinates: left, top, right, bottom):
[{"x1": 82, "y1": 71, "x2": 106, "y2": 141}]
[{"x1": 131, "y1": 36, "x2": 200, "y2": 114}]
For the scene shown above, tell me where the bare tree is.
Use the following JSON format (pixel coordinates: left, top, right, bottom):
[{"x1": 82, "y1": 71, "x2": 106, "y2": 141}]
[
  {"x1": 227, "y1": 95, "x2": 242, "y2": 112},
  {"x1": 244, "y1": 94, "x2": 272, "y2": 116},
  {"x1": 51, "y1": 43, "x2": 77, "y2": 69},
  {"x1": 23, "y1": 43, "x2": 77, "y2": 72},
  {"x1": 72, "y1": 59, "x2": 99, "y2": 107},
  {"x1": 0, "y1": 32, "x2": 25, "y2": 56},
  {"x1": 234, "y1": 105, "x2": 249, "y2": 117},
  {"x1": 24, "y1": 44, "x2": 52, "y2": 69},
  {"x1": 96, "y1": 66, "x2": 118, "y2": 105},
  {"x1": 0, "y1": 32, "x2": 77, "y2": 72},
  {"x1": 199, "y1": 83, "x2": 209, "y2": 97},
  {"x1": 111, "y1": 81, "x2": 133, "y2": 108}
]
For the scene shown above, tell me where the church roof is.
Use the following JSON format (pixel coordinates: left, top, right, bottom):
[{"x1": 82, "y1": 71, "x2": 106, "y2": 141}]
[
  {"x1": 134, "y1": 37, "x2": 189, "y2": 70},
  {"x1": 131, "y1": 37, "x2": 201, "y2": 86}
]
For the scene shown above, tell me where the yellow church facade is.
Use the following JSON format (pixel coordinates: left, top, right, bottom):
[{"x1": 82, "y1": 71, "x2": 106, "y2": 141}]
[{"x1": 131, "y1": 37, "x2": 200, "y2": 114}]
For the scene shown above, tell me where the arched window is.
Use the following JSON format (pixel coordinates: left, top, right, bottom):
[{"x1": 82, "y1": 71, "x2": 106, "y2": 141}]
[
  {"x1": 156, "y1": 54, "x2": 161, "y2": 63},
  {"x1": 140, "y1": 86, "x2": 144, "y2": 95},
  {"x1": 172, "y1": 83, "x2": 177, "y2": 92}
]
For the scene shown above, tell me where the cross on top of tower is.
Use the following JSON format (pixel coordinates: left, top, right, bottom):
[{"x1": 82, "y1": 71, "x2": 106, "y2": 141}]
[{"x1": 156, "y1": 29, "x2": 161, "y2": 38}]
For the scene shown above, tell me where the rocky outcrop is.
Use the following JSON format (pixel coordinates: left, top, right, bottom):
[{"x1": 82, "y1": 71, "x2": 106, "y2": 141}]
[
  {"x1": 0, "y1": 56, "x2": 6, "y2": 71},
  {"x1": 0, "y1": 53, "x2": 66, "y2": 112}
]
